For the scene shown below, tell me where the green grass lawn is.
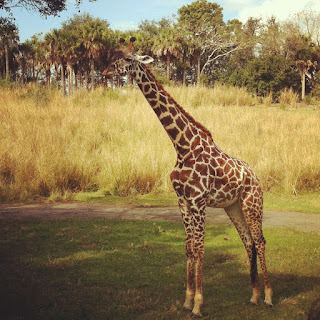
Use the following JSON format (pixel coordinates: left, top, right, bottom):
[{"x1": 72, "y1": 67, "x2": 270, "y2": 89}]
[
  {"x1": 74, "y1": 191, "x2": 320, "y2": 214},
  {"x1": 1, "y1": 219, "x2": 319, "y2": 320}
]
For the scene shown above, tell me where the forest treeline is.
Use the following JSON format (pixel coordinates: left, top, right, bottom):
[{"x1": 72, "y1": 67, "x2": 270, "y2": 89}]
[{"x1": 1, "y1": 0, "x2": 320, "y2": 100}]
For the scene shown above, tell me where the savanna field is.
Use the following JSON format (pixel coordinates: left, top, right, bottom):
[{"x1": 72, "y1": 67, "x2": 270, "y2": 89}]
[
  {"x1": 0, "y1": 84, "x2": 320, "y2": 202},
  {"x1": 1, "y1": 85, "x2": 320, "y2": 320}
]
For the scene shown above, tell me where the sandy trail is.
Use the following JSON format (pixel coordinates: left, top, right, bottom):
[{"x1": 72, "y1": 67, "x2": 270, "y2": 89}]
[{"x1": 0, "y1": 202, "x2": 319, "y2": 233}]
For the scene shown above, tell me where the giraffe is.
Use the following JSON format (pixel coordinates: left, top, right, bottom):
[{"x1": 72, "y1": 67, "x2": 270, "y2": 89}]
[{"x1": 105, "y1": 37, "x2": 273, "y2": 317}]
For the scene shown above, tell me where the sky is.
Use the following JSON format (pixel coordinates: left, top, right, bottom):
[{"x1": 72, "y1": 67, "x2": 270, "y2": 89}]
[{"x1": 2, "y1": 0, "x2": 320, "y2": 42}]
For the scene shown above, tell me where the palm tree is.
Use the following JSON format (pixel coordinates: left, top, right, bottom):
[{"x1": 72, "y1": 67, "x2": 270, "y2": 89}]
[
  {"x1": 0, "y1": 18, "x2": 19, "y2": 80},
  {"x1": 78, "y1": 18, "x2": 110, "y2": 91},
  {"x1": 152, "y1": 20, "x2": 182, "y2": 80},
  {"x1": 44, "y1": 30, "x2": 61, "y2": 89},
  {"x1": 16, "y1": 41, "x2": 33, "y2": 85},
  {"x1": 46, "y1": 29, "x2": 67, "y2": 95}
]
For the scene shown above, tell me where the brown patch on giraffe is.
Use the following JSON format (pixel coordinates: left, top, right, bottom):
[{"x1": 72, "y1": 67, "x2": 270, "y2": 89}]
[
  {"x1": 153, "y1": 106, "x2": 161, "y2": 116},
  {"x1": 160, "y1": 94, "x2": 167, "y2": 105},
  {"x1": 170, "y1": 170, "x2": 179, "y2": 181},
  {"x1": 216, "y1": 157, "x2": 226, "y2": 167},
  {"x1": 144, "y1": 84, "x2": 151, "y2": 92},
  {"x1": 159, "y1": 104, "x2": 167, "y2": 113},
  {"x1": 195, "y1": 163, "x2": 208, "y2": 176},
  {"x1": 160, "y1": 115, "x2": 174, "y2": 127},
  {"x1": 178, "y1": 135, "x2": 190, "y2": 147},
  {"x1": 179, "y1": 169, "x2": 192, "y2": 182},
  {"x1": 191, "y1": 136, "x2": 201, "y2": 150},
  {"x1": 229, "y1": 172, "x2": 236, "y2": 181},
  {"x1": 145, "y1": 91, "x2": 156, "y2": 100},
  {"x1": 185, "y1": 127, "x2": 193, "y2": 140},
  {"x1": 184, "y1": 159, "x2": 196, "y2": 168},
  {"x1": 150, "y1": 100, "x2": 158, "y2": 108},
  {"x1": 215, "y1": 176, "x2": 228, "y2": 190},
  {"x1": 216, "y1": 167, "x2": 224, "y2": 177},
  {"x1": 169, "y1": 106, "x2": 177, "y2": 117},
  {"x1": 176, "y1": 117, "x2": 186, "y2": 131},
  {"x1": 167, "y1": 127, "x2": 179, "y2": 140},
  {"x1": 225, "y1": 163, "x2": 231, "y2": 174},
  {"x1": 185, "y1": 185, "x2": 201, "y2": 198},
  {"x1": 193, "y1": 147, "x2": 203, "y2": 159}
]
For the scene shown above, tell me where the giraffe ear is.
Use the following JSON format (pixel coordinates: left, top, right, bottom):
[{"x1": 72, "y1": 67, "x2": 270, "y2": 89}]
[{"x1": 135, "y1": 55, "x2": 154, "y2": 64}]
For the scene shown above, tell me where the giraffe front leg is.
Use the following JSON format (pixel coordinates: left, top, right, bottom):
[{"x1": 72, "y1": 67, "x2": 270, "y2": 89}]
[
  {"x1": 192, "y1": 251, "x2": 204, "y2": 317},
  {"x1": 177, "y1": 198, "x2": 195, "y2": 311},
  {"x1": 184, "y1": 256, "x2": 195, "y2": 311},
  {"x1": 190, "y1": 200, "x2": 206, "y2": 317}
]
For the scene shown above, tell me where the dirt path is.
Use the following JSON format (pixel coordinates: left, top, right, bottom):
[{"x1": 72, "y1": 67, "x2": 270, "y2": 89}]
[{"x1": 0, "y1": 202, "x2": 319, "y2": 233}]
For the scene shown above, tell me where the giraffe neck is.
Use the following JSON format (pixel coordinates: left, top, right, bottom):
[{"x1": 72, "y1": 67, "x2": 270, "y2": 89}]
[{"x1": 132, "y1": 63, "x2": 213, "y2": 160}]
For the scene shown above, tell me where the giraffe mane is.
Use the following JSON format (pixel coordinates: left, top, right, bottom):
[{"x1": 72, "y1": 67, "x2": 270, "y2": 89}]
[{"x1": 143, "y1": 65, "x2": 213, "y2": 142}]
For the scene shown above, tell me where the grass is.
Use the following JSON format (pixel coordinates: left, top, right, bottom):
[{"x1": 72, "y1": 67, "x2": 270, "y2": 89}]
[
  {"x1": 1, "y1": 85, "x2": 320, "y2": 203},
  {"x1": 0, "y1": 218, "x2": 319, "y2": 319},
  {"x1": 264, "y1": 193, "x2": 320, "y2": 214},
  {"x1": 73, "y1": 191, "x2": 320, "y2": 214}
]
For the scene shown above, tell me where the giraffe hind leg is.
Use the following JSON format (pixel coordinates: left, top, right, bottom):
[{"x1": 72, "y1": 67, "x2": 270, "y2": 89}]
[
  {"x1": 224, "y1": 201, "x2": 261, "y2": 305},
  {"x1": 240, "y1": 196, "x2": 273, "y2": 307}
]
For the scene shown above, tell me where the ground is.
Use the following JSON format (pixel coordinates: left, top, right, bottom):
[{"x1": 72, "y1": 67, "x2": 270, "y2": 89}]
[{"x1": 0, "y1": 203, "x2": 319, "y2": 232}]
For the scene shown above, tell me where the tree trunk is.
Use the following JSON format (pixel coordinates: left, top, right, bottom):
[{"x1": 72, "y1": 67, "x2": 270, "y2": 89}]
[
  {"x1": 85, "y1": 71, "x2": 89, "y2": 91},
  {"x1": 91, "y1": 58, "x2": 94, "y2": 91},
  {"x1": 182, "y1": 53, "x2": 187, "y2": 86},
  {"x1": 21, "y1": 62, "x2": 26, "y2": 87},
  {"x1": 55, "y1": 63, "x2": 59, "y2": 90},
  {"x1": 46, "y1": 64, "x2": 51, "y2": 88},
  {"x1": 166, "y1": 53, "x2": 171, "y2": 80},
  {"x1": 197, "y1": 55, "x2": 201, "y2": 86},
  {"x1": 32, "y1": 58, "x2": 35, "y2": 82},
  {"x1": 61, "y1": 63, "x2": 66, "y2": 96},
  {"x1": 5, "y1": 43, "x2": 9, "y2": 81},
  {"x1": 67, "y1": 62, "x2": 73, "y2": 96},
  {"x1": 301, "y1": 70, "x2": 306, "y2": 99},
  {"x1": 183, "y1": 65, "x2": 186, "y2": 86},
  {"x1": 79, "y1": 67, "x2": 83, "y2": 90}
]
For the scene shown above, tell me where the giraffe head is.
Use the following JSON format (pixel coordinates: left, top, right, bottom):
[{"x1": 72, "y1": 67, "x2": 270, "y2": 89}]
[{"x1": 105, "y1": 37, "x2": 154, "y2": 76}]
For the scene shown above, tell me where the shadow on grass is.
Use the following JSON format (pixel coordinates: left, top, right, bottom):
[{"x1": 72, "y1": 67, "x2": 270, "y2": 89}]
[{"x1": 0, "y1": 219, "x2": 319, "y2": 320}]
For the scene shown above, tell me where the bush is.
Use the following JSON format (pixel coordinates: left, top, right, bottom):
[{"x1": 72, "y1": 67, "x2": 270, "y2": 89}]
[
  {"x1": 227, "y1": 56, "x2": 301, "y2": 101},
  {"x1": 279, "y1": 88, "x2": 299, "y2": 107}
]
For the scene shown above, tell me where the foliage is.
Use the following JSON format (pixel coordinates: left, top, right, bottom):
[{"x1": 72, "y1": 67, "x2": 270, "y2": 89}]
[
  {"x1": 231, "y1": 55, "x2": 301, "y2": 101},
  {"x1": 0, "y1": 17, "x2": 19, "y2": 79},
  {"x1": 1, "y1": 2, "x2": 320, "y2": 98},
  {"x1": 0, "y1": 0, "x2": 96, "y2": 16}
]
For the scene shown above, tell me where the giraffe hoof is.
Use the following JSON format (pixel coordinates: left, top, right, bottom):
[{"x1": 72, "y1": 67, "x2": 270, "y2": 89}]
[
  {"x1": 191, "y1": 311, "x2": 202, "y2": 318},
  {"x1": 249, "y1": 297, "x2": 259, "y2": 306},
  {"x1": 183, "y1": 305, "x2": 192, "y2": 312},
  {"x1": 264, "y1": 301, "x2": 273, "y2": 308}
]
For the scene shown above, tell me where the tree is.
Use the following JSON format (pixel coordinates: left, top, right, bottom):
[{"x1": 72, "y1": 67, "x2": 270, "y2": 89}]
[
  {"x1": 242, "y1": 55, "x2": 301, "y2": 100},
  {"x1": 1, "y1": 0, "x2": 96, "y2": 16},
  {"x1": 295, "y1": 9, "x2": 320, "y2": 47},
  {"x1": 178, "y1": 0, "x2": 239, "y2": 85},
  {"x1": 0, "y1": 17, "x2": 19, "y2": 80},
  {"x1": 152, "y1": 19, "x2": 182, "y2": 80},
  {"x1": 258, "y1": 16, "x2": 284, "y2": 56},
  {"x1": 15, "y1": 41, "x2": 33, "y2": 85},
  {"x1": 285, "y1": 11, "x2": 320, "y2": 96},
  {"x1": 77, "y1": 16, "x2": 111, "y2": 91}
]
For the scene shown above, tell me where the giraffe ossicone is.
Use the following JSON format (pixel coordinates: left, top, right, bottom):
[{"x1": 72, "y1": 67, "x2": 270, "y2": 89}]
[{"x1": 106, "y1": 38, "x2": 273, "y2": 317}]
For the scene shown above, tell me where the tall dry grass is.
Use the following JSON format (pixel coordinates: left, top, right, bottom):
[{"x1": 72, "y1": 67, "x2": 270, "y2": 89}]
[{"x1": 1, "y1": 85, "x2": 319, "y2": 202}]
